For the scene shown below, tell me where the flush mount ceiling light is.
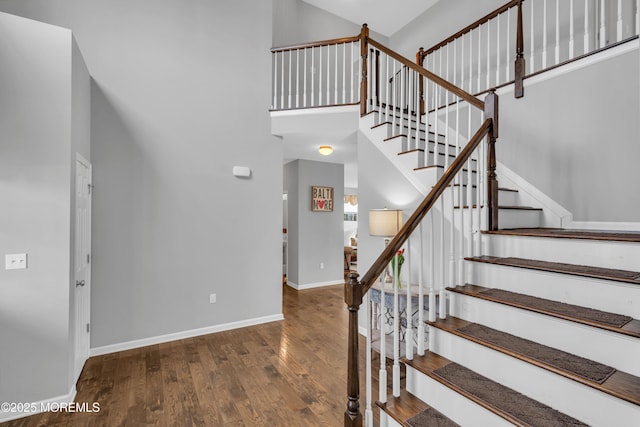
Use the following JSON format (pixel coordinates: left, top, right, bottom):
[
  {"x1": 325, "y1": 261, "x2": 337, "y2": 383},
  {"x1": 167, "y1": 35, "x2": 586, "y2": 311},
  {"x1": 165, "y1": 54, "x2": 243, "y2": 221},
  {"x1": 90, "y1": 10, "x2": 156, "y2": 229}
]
[{"x1": 318, "y1": 145, "x2": 333, "y2": 156}]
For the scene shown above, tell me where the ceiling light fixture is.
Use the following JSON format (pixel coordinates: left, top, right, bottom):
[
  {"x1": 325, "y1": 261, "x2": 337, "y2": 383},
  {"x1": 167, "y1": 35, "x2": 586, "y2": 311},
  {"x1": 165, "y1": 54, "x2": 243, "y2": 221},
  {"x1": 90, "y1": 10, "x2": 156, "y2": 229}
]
[{"x1": 318, "y1": 145, "x2": 333, "y2": 156}]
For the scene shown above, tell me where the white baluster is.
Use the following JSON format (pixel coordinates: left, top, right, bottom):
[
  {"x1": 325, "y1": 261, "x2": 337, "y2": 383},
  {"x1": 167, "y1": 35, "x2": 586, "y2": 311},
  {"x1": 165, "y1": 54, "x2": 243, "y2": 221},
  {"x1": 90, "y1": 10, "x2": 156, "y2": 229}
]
[
  {"x1": 450, "y1": 97, "x2": 459, "y2": 292},
  {"x1": 570, "y1": 0, "x2": 575, "y2": 59},
  {"x1": 334, "y1": 43, "x2": 338, "y2": 104},
  {"x1": 439, "y1": 197, "x2": 446, "y2": 319},
  {"x1": 506, "y1": 9, "x2": 511, "y2": 81},
  {"x1": 393, "y1": 252, "x2": 400, "y2": 397},
  {"x1": 311, "y1": 47, "x2": 315, "y2": 106},
  {"x1": 400, "y1": 65, "x2": 406, "y2": 150},
  {"x1": 392, "y1": 60, "x2": 397, "y2": 131},
  {"x1": 296, "y1": 49, "x2": 299, "y2": 108},
  {"x1": 319, "y1": 46, "x2": 323, "y2": 105},
  {"x1": 496, "y1": 14, "x2": 501, "y2": 86},
  {"x1": 280, "y1": 52, "x2": 285, "y2": 109},
  {"x1": 288, "y1": 50, "x2": 292, "y2": 108},
  {"x1": 379, "y1": 272, "x2": 387, "y2": 405},
  {"x1": 531, "y1": 0, "x2": 536, "y2": 73},
  {"x1": 468, "y1": 31, "x2": 473, "y2": 93},
  {"x1": 584, "y1": 0, "x2": 591, "y2": 54},
  {"x1": 385, "y1": 54, "x2": 390, "y2": 122},
  {"x1": 617, "y1": 0, "x2": 623, "y2": 41},
  {"x1": 342, "y1": 43, "x2": 346, "y2": 104},
  {"x1": 327, "y1": 44, "x2": 331, "y2": 104},
  {"x1": 486, "y1": 19, "x2": 491, "y2": 89},
  {"x1": 555, "y1": 0, "x2": 560, "y2": 64},
  {"x1": 429, "y1": 212, "x2": 436, "y2": 323},
  {"x1": 303, "y1": 48, "x2": 308, "y2": 107},
  {"x1": 474, "y1": 126, "x2": 482, "y2": 257},
  {"x1": 600, "y1": 0, "x2": 606, "y2": 48},
  {"x1": 477, "y1": 24, "x2": 482, "y2": 93},
  {"x1": 466, "y1": 153, "x2": 473, "y2": 283},
  {"x1": 405, "y1": 239, "x2": 413, "y2": 360},
  {"x1": 365, "y1": 291, "x2": 373, "y2": 427},
  {"x1": 543, "y1": 0, "x2": 548, "y2": 69},
  {"x1": 272, "y1": 52, "x2": 277, "y2": 109},
  {"x1": 417, "y1": 222, "x2": 426, "y2": 355},
  {"x1": 351, "y1": 42, "x2": 355, "y2": 103}
]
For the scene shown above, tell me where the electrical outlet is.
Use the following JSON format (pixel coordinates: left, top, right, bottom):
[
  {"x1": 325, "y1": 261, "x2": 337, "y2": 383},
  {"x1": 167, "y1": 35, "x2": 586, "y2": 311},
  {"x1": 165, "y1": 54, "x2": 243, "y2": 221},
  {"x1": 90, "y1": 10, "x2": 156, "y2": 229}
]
[
  {"x1": 5, "y1": 253, "x2": 27, "y2": 270},
  {"x1": 209, "y1": 293, "x2": 217, "y2": 304}
]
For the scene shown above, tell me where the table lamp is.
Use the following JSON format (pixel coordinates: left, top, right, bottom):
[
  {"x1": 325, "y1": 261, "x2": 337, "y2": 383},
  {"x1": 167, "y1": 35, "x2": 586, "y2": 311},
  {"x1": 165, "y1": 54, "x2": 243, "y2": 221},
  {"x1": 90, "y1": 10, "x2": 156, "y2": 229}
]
[{"x1": 369, "y1": 208, "x2": 403, "y2": 282}]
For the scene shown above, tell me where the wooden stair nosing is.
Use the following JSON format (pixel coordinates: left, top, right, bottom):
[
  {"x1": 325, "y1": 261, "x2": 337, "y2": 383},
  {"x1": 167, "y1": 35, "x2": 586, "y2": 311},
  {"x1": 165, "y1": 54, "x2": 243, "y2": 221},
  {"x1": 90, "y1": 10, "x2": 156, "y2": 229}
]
[
  {"x1": 403, "y1": 352, "x2": 556, "y2": 426},
  {"x1": 427, "y1": 316, "x2": 640, "y2": 406},
  {"x1": 453, "y1": 205, "x2": 540, "y2": 210},
  {"x1": 483, "y1": 227, "x2": 640, "y2": 243},
  {"x1": 465, "y1": 255, "x2": 640, "y2": 285},
  {"x1": 446, "y1": 284, "x2": 640, "y2": 338},
  {"x1": 375, "y1": 390, "x2": 431, "y2": 426}
]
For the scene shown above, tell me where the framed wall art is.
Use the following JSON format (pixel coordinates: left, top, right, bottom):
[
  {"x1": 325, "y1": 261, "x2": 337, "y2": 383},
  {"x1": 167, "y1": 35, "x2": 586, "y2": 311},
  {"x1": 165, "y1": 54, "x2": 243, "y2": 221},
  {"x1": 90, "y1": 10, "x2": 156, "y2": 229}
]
[{"x1": 311, "y1": 186, "x2": 334, "y2": 212}]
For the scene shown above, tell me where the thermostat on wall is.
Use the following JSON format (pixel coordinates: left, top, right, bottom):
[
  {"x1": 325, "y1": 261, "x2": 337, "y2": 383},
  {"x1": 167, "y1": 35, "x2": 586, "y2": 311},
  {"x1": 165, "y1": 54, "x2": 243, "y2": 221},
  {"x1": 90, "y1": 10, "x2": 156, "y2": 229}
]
[{"x1": 233, "y1": 166, "x2": 251, "y2": 178}]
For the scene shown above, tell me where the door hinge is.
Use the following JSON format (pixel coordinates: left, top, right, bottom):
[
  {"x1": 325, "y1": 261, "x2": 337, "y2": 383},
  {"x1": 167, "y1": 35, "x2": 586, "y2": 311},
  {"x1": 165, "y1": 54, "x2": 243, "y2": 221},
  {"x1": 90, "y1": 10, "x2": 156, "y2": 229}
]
[
  {"x1": 86, "y1": 323, "x2": 90, "y2": 333},
  {"x1": 87, "y1": 253, "x2": 91, "y2": 264},
  {"x1": 88, "y1": 183, "x2": 93, "y2": 194}
]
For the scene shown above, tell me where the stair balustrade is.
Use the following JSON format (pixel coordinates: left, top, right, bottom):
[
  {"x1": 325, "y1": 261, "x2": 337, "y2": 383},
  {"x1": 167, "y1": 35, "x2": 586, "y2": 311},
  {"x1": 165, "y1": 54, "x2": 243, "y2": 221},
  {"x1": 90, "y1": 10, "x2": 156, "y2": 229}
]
[{"x1": 420, "y1": 0, "x2": 639, "y2": 99}]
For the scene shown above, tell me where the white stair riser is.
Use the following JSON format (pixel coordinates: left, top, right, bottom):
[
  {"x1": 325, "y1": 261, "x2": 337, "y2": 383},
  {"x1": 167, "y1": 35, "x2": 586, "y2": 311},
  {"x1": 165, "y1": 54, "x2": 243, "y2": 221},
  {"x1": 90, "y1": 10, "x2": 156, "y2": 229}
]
[
  {"x1": 413, "y1": 167, "x2": 442, "y2": 189},
  {"x1": 486, "y1": 234, "x2": 640, "y2": 271},
  {"x1": 498, "y1": 208, "x2": 542, "y2": 229},
  {"x1": 405, "y1": 365, "x2": 513, "y2": 427},
  {"x1": 429, "y1": 327, "x2": 640, "y2": 427},
  {"x1": 449, "y1": 292, "x2": 640, "y2": 375},
  {"x1": 379, "y1": 412, "x2": 402, "y2": 427},
  {"x1": 497, "y1": 189, "x2": 519, "y2": 206},
  {"x1": 470, "y1": 262, "x2": 640, "y2": 318},
  {"x1": 397, "y1": 150, "x2": 424, "y2": 170}
]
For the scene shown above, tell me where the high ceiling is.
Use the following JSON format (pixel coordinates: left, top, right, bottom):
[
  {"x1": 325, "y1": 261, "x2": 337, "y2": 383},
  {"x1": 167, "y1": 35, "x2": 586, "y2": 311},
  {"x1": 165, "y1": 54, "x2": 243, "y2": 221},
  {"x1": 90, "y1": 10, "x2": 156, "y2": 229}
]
[{"x1": 301, "y1": 0, "x2": 440, "y2": 37}]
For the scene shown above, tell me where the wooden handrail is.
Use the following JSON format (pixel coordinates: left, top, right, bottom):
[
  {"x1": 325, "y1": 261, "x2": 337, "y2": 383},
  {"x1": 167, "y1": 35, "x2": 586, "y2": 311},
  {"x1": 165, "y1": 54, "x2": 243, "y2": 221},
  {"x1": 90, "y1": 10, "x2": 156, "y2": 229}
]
[
  {"x1": 271, "y1": 35, "x2": 359, "y2": 53},
  {"x1": 421, "y1": 0, "x2": 523, "y2": 56},
  {"x1": 358, "y1": 117, "x2": 493, "y2": 292},
  {"x1": 368, "y1": 38, "x2": 484, "y2": 111}
]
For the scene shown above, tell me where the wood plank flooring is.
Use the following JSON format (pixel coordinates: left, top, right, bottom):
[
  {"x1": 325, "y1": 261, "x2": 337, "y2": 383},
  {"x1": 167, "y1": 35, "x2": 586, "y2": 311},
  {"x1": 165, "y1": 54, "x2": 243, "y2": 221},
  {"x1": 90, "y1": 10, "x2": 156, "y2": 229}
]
[{"x1": 3, "y1": 284, "x2": 372, "y2": 427}]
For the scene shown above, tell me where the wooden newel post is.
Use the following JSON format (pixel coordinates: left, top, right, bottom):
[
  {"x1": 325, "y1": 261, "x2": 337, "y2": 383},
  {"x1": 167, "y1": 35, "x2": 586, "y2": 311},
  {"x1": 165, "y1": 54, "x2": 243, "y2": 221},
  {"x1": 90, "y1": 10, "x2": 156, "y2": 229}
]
[
  {"x1": 514, "y1": 0, "x2": 526, "y2": 98},
  {"x1": 344, "y1": 272, "x2": 363, "y2": 427},
  {"x1": 360, "y1": 24, "x2": 369, "y2": 116},
  {"x1": 484, "y1": 91, "x2": 499, "y2": 231},
  {"x1": 417, "y1": 47, "x2": 425, "y2": 116}
]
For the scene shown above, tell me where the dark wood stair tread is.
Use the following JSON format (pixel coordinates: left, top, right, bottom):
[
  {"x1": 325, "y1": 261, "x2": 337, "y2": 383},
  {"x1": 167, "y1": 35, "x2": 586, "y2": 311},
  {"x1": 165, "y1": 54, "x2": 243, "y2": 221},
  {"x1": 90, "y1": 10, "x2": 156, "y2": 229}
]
[
  {"x1": 376, "y1": 390, "x2": 453, "y2": 426},
  {"x1": 403, "y1": 352, "x2": 587, "y2": 426},
  {"x1": 453, "y1": 205, "x2": 540, "y2": 210},
  {"x1": 447, "y1": 284, "x2": 640, "y2": 338},
  {"x1": 484, "y1": 227, "x2": 640, "y2": 242},
  {"x1": 466, "y1": 255, "x2": 640, "y2": 284},
  {"x1": 427, "y1": 316, "x2": 640, "y2": 405}
]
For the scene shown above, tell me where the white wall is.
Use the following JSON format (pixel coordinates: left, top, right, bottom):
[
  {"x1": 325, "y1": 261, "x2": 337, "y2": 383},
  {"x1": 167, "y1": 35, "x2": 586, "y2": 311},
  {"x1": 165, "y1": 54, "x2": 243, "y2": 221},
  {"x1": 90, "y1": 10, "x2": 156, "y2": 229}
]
[
  {"x1": 284, "y1": 160, "x2": 344, "y2": 288},
  {"x1": 0, "y1": 0, "x2": 283, "y2": 353},
  {"x1": 0, "y1": 11, "x2": 89, "y2": 409}
]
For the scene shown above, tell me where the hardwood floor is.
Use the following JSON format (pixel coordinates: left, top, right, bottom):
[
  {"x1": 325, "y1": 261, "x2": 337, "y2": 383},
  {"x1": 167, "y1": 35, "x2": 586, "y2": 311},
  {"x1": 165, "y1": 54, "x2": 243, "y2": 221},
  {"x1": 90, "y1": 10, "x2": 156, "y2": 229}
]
[{"x1": 3, "y1": 284, "x2": 373, "y2": 427}]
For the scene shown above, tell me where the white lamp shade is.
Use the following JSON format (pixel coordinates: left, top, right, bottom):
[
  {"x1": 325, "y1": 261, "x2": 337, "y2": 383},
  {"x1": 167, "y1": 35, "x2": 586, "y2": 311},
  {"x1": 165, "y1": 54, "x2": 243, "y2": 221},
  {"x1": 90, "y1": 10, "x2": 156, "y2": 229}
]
[{"x1": 369, "y1": 209, "x2": 403, "y2": 237}]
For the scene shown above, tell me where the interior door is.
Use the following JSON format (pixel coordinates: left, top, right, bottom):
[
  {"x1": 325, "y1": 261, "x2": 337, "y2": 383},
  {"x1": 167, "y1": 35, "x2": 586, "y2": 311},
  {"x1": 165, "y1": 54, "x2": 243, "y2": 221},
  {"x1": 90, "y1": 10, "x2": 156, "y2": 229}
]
[{"x1": 74, "y1": 154, "x2": 92, "y2": 381}]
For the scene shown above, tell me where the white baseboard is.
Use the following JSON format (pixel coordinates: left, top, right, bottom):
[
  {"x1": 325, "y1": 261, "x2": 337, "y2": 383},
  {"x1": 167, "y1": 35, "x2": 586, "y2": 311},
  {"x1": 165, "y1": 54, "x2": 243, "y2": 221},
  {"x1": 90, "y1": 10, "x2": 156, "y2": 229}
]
[
  {"x1": 286, "y1": 279, "x2": 344, "y2": 290},
  {"x1": 90, "y1": 314, "x2": 284, "y2": 357},
  {"x1": 0, "y1": 385, "x2": 77, "y2": 423}
]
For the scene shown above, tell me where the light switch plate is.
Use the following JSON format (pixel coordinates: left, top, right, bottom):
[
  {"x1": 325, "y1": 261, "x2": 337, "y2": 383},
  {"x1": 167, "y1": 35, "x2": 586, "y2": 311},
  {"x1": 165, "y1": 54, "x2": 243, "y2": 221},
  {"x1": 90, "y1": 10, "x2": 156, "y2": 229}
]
[{"x1": 5, "y1": 253, "x2": 27, "y2": 270}]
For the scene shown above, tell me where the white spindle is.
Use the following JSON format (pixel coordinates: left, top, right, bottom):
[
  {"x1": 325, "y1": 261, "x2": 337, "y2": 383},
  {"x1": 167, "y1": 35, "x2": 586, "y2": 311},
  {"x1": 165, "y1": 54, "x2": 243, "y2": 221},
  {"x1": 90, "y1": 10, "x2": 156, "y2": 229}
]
[
  {"x1": 584, "y1": 0, "x2": 591, "y2": 53},
  {"x1": 319, "y1": 46, "x2": 323, "y2": 105},
  {"x1": 496, "y1": 14, "x2": 501, "y2": 86},
  {"x1": 417, "y1": 222, "x2": 426, "y2": 355},
  {"x1": 555, "y1": 0, "x2": 560, "y2": 64},
  {"x1": 334, "y1": 44, "x2": 338, "y2": 104},
  {"x1": 506, "y1": 9, "x2": 511, "y2": 81},
  {"x1": 342, "y1": 43, "x2": 346, "y2": 104},
  {"x1": 392, "y1": 60, "x2": 398, "y2": 131},
  {"x1": 272, "y1": 53, "x2": 277, "y2": 109},
  {"x1": 466, "y1": 154, "x2": 473, "y2": 283},
  {"x1": 405, "y1": 240, "x2": 413, "y2": 360},
  {"x1": 400, "y1": 65, "x2": 406, "y2": 149},
  {"x1": 288, "y1": 51, "x2": 292, "y2": 108},
  {"x1": 469, "y1": 31, "x2": 473, "y2": 93},
  {"x1": 280, "y1": 52, "x2": 285, "y2": 109},
  {"x1": 393, "y1": 252, "x2": 400, "y2": 397},
  {"x1": 365, "y1": 291, "x2": 373, "y2": 427},
  {"x1": 617, "y1": 0, "x2": 623, "y2": 41},
  {"x1": 474, "y1": 126, "x2": 482, "y2": 257},
  {"x1": 477, "y1": 24, "x2": 482, "y2": 93},
  {"x1": 486, "y1": 20, "x2": 491, "y2": 89},
  {"x1": 531, "y1": 0, "x2": 536, "y2": 72},
  {"x1": 428, "y1": 211, "x2": 436, "y2": 322},
  {"x1": 378, "y1": 274, "x2": 387, "y2": 405},
  {"x1": 385, "y1": 54, "x2": 391, "y2": 122},
  {"x1": 303, "y1": 48, "x2": 308, "y2": 107},
  {"x1": 570, "y1": 0, "x2": 575, "y2": 59},
  {"x1": 439, "y1": 197, "x2": 446, "y2": 319},
  {"x1": 600, "y1": 0, "x2": 606, "y2": 48},
  {"x1": 543, "y1": 0, "x2": 548, "y2": 69},
  {"x1": 296, "y1": 50, "x2": 300, "y2": 108},
  {"x1": 327, "y1": 44, "x2": 331, "y2": 104},
  {"x1": 311, "y1": 47, "x2": 315, "y2": 106},
  {"x1": 350, "y1": 42, "x2": 355, "y2": 103}
]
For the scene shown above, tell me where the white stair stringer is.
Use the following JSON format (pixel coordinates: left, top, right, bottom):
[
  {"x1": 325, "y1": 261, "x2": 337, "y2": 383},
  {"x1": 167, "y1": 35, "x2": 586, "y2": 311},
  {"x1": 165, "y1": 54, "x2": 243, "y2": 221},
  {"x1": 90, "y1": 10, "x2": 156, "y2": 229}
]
[
  {"x1": 469, "y1": 261, "x2": 640, "y2": 318},
  {"x1": 428, "y1": 326, "x2": 640, "y2": 427},
  {"x1": 449, "y1": 292, "x2": 640, "y2": 375},
  {"x1": 405, "y1": 364, "x2": 513, "y2": 427},
  {"x1": 485, "y1": 233, "x2": 640, "y2": 271}
]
